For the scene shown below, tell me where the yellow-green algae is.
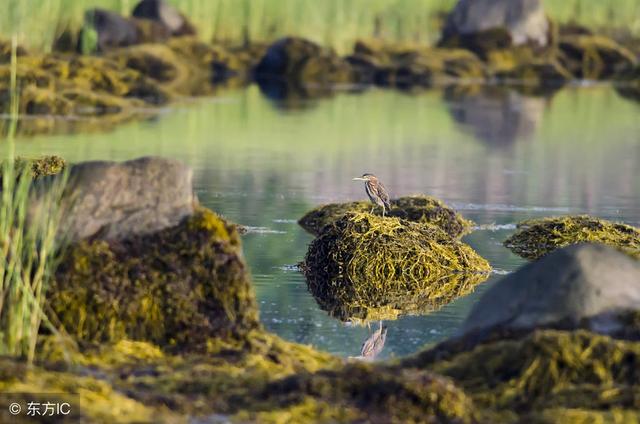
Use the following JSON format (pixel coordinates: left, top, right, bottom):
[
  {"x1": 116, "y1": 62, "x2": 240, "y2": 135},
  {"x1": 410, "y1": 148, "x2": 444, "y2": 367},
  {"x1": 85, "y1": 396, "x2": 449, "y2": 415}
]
[
  {"x1": 401, "y1": 322, "x2": 640, "y2": 423},
  {"x1": 49, "y1": 207, "x2": 260, "y2": 350},
  {"x1": 298, "y1": 194, "x2": 473, "y2": 238},
  {"x1": 302, "y1": 212, "x2": 490, "y2": 322},
  {"x1": 14, "y1": 155, "x2": 66, "y2": 179},
  {"x1": 504, "y1": 215, "x2": 640, "y2": 260}
]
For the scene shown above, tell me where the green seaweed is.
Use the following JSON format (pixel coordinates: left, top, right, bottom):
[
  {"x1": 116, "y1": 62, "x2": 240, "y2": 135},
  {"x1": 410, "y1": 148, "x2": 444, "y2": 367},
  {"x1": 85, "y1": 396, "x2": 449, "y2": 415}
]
[
  {"x1": 504, "y1": 215, "x2": 640, "y2": 260},
  {"x1": 302, "y1": 212, "x2": 490, "y2": 322},
  {"x1": 299, "y1": 195, "x2": 474, "y2": 238}
]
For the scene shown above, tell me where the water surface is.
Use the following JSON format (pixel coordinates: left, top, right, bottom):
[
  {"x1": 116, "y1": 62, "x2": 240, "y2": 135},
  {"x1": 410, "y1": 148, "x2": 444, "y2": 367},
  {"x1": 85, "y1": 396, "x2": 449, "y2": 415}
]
[{"x1": 13, "y1": 84, "x2": 640, "y2": 359}]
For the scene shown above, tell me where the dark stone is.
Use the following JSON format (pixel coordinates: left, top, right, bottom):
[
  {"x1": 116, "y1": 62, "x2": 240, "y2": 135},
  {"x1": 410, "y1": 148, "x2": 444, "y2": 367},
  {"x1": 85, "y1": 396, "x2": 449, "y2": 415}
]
[
  {"x1": 84, "y1": 9, "x2": 140, "y2": 52},
  {"x1": 132, "y1": 0, "x2": 196, "y2": 36}
]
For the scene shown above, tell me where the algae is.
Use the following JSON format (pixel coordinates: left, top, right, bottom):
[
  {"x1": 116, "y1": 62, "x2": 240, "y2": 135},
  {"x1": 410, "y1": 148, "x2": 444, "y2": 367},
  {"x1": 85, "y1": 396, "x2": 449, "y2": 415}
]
[
  {"x1": 504, "y1": 215, "x2": 640, "y2": 260},
  {"x1": 299, "y1": 195, "x2": 473, "y2": 238},
  {"x1": 409, "y1": 328, "x2": 640, "y2": 423},
  {"x1": 302, "y1": 212, "x2": 490, "y2": 322},
  {"x1": 49, "y1": 207, "x2": 260, "y2": 350}
]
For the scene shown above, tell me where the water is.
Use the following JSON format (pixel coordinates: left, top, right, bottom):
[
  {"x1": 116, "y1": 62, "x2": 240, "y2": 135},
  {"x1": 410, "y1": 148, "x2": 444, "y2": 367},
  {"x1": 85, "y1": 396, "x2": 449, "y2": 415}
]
[{"x1": 12, "y1": 84, "x2": 640, "y2": 360}]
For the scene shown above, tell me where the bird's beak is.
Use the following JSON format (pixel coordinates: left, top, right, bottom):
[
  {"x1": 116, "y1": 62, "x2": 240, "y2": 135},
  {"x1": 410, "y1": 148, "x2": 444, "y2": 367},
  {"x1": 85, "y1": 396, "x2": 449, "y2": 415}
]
[{"x1": 353, "y1": 177, "x2": 366, "y2": 181}]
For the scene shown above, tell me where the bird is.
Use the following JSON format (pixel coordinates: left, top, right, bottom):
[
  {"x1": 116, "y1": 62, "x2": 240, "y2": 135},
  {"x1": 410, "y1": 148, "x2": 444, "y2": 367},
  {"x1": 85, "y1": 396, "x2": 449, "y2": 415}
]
[
  {"x1": 352, "y1": 173, "x2": 391, "y2": 217},
  {"x1": 358, "y1": 321, "x2": 388, "y2": 360}
]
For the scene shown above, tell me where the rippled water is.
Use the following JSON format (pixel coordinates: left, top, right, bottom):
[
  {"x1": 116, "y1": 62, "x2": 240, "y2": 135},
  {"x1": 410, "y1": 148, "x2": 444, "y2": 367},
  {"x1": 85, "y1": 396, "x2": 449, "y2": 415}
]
[{"x1": 12, "y1": 84, "x2": 640, "y2": 359}]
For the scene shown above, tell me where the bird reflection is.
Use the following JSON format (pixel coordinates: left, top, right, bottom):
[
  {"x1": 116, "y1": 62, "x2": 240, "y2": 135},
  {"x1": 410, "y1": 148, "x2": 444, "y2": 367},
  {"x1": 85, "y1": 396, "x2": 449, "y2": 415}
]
[{"x1": 350, "y1": 321, "x2": 388, "y2": 361}]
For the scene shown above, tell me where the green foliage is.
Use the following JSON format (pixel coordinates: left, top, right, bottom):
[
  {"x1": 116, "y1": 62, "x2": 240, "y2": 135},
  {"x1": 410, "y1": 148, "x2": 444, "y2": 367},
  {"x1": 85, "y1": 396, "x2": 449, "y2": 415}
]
[{"x1": 504, "y1": 215, "x2": 640, "y2": 260}]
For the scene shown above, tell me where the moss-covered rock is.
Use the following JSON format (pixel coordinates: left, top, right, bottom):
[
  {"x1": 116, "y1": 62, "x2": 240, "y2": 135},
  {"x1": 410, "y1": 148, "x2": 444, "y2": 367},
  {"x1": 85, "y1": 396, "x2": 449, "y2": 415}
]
[
  {"x1": 245, "y1": 363, "x2": 476, "y2": 423},
  {"x1": 302, "y1": 213, "x2": 490, "y2": 322},
  {"x1": 504, "y1": 215, "x2": 640, "y2": 260},
  {"x1": 254, "y1": 37, "x2": 354, "y2": 84},
  {"x1": 558, "y1": 34, "x2": 637, "y2": 80},
  {"x1": 299, "y1": 195, "x2": 473, "y2": 238},
  {"x1": 348, "y1": 40, "x2": 486, "y2": 87},
  {"x1": 405, "y1": 327, "x2": 640, "y2": 423},
  {"x1": 49, "y1": 207, "x2": 260, "y2": 351}
]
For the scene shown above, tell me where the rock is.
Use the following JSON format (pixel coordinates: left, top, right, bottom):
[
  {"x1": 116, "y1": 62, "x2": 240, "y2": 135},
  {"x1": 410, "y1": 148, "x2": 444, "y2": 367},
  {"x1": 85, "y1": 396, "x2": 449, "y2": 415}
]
[
  {"x1": 441, "y1": 0, "x2": 550, "y2": 48},
  {"x1": 50, "y1": 206, "x2": 260, "y2": 350},
  {"x1": 461, "y1": 244, "x2": 640, "y2": 337},
  {"x1": 254, "y1": 37, "x2": 353, "y2": 84},
  {"x1": 299, "y1": 195, "x2": 473, "y2": 238},
  {"x1": 302, "y1": 213, "x2": 490, "y2": 322},
  {"x1": 558, "y1": 34, "x2": 637, "y2": 79},
  {"x1": 504, "y1": 215, "x2": 640, "y2": 260},
  {"x1": 132, "y1": 0, "x2": 197, "y2": 37},
  {"x1": 84, "y1": 9, "x2": 140, "y2": 52},
  {"x1": 32, "y1": 157, "x2": 195, "y2": 243}
]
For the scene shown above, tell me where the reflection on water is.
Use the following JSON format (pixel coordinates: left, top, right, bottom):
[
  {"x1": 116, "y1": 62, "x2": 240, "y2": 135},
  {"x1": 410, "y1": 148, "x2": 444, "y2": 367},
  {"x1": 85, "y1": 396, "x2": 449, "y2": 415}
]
[
  {"x1": 445, "y1": 86, "x2": 550, "y2": 147},
  {"x1": 11, "y1": 84, "x2": 640, "y2": 359}
]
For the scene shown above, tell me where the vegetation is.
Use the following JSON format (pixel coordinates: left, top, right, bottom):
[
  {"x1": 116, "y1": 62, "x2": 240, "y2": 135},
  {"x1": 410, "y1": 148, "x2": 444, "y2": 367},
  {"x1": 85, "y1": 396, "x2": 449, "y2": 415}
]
[
  {"x1": 504, "y1": 215, "x2": 640, "y2": 260},
  {"x1": 0, "y1": 37, "x2": 68, "y2": 363},
  {"x1": 3, "y1": 0, "x2": 640, "y2": 53}
]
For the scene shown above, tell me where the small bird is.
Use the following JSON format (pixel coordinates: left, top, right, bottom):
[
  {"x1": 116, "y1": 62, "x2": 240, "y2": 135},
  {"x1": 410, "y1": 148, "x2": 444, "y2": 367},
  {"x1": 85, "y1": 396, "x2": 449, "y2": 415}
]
[
  {"x1": 352, "y1": 173, "x2": 391, "y2": 216},
  {"x1": 358, "y1": 321, "x2": 388, "y2": 360}
]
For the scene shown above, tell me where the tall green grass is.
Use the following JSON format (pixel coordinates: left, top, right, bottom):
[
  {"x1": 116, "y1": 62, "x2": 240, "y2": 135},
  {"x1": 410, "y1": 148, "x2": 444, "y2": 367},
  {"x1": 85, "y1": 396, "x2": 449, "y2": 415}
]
[
  {"x1": 3, "y1": 0, "x2": 640, "y2": 53},
  {"x1": 0, "y1": 36, "x2": 69, "y2": 363}
]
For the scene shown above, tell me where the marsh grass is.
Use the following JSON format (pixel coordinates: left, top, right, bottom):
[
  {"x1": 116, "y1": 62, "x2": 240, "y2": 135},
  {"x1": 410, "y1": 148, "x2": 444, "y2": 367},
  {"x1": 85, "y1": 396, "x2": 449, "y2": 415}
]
[
  {"x1": 0, "y1": 35, "x2": 70, "y2": 363},
  {"x1": 3, "y1": 0, "x2": 640, "y2": 53}
]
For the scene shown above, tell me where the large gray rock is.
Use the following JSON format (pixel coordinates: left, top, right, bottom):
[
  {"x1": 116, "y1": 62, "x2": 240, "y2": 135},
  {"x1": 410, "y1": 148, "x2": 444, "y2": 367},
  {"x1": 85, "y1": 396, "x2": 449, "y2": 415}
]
[
  {"x1": 442, "y1": 0, "x2": 549, "y2": 47},
  {"x1": 31, "y1": 156, "x2": 196, "y2": 242},
  {"x1": 460, "y1": 243, "x2": 640, "y2": 336}
]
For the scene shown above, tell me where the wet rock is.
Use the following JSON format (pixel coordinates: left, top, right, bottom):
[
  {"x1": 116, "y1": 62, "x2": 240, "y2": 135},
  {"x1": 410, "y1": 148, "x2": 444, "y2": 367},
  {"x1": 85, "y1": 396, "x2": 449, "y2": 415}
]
[
  {"x1": 302, "y1": 213, "x2": 490, "y2": 322},
  {"x1": 461, "y1": 244, "x2": 640, "y2": 337},
  {"x1": 84, "y1": 9, "x2": 141, "y2": 52},
  {"x1": 299, "y1": 195, "x2": 473, "y2": 238},
  {"x1": 132, "y1": 0, "x2": 197, "y2": 37},
  {"x1": 254, "y1": 37, "x2": 353, "y2": 84},
  {"x1": 34, "y1": 157, "x2": 196, "y2": 243},
  {"x1": 558, "y1": 34, "x2": 637, "y2": 79},
  {"x1": 441, "y1": 0, "x2": 550, "y2": 49},
  {"x1": 504, "y1": 215, "x2": 640, "y2": 260}
]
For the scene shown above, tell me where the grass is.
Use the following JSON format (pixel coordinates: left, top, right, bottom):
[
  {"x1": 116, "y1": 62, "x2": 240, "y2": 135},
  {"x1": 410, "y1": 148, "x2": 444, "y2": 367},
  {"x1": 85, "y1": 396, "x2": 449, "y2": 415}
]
[
  {"x1": 0, "y1": 35, "x2": 69, "y2": 362},
  {"x1": 2, "y1": 0, "x2": 640, "y2": 53}
]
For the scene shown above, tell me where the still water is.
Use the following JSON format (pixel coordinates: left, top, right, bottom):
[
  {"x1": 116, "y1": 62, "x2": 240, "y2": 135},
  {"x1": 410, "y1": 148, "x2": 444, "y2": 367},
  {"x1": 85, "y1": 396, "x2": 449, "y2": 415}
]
[{"x1": 13, "y1": 84, "x2": 640, "y2": 359}]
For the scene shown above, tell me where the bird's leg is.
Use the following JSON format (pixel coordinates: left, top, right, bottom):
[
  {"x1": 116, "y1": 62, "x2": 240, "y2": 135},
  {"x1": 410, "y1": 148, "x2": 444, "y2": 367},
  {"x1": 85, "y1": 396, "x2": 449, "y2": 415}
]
[
  {"x1": 370, "y1": 206, "x2": 374, "y2": 215},
  {"x1": 382, "y1": 205, "x2": 386, "y2": 218}
]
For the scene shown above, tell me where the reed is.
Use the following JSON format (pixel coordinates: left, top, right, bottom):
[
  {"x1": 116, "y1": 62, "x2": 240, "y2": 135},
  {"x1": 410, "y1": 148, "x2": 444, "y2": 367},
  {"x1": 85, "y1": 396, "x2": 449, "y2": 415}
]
[
  {"x1": 0, "y1": 35, "x2": 69, "y2": 363},
  {"x1": 3, "y1": 0, "x2": 639, "y2": 53}
]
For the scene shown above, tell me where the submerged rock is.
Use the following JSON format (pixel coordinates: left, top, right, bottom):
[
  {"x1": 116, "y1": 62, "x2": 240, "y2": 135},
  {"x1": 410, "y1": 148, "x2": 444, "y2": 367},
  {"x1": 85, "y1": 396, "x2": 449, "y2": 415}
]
[
  {"x1": 254, "y1": 37, "x2": 354, "y2": 84},
  {"x1": 302, "y1": 213, "x2": 490, "y2": 322},
  {"x1": 33, "y1": 157, "x2": 195, "y2": 243},
  {"x1": 461, "y1": 243, "x2": 640, "y2": 338},
  {"x1": 299, "y1": 195, "x2": 473, "y2": 238},
  {"x1": 132, "y1": 0, "x2": 197, "y2": 37},
  {"x1": 441, "y1": 0, "x2": 550, "y2": 49},
  {"x1": 504, "y1": 215, "x2": 640, "y2": 260}
]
